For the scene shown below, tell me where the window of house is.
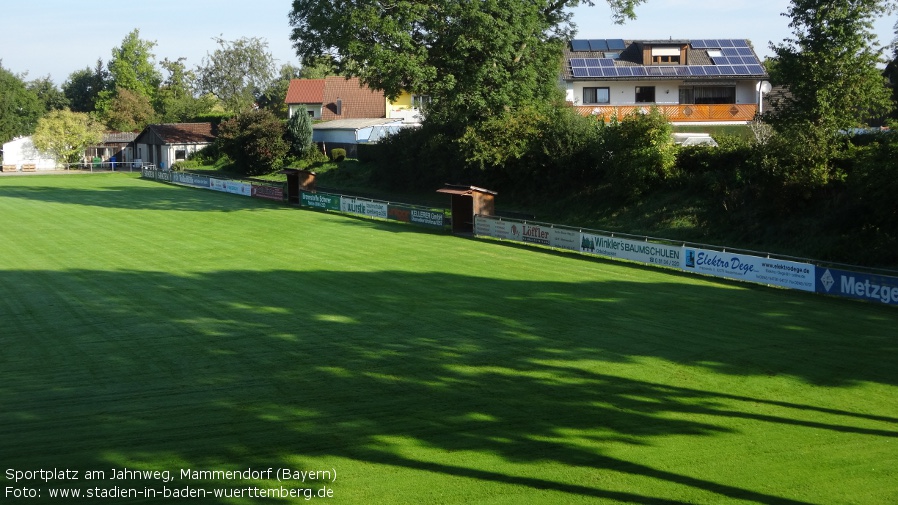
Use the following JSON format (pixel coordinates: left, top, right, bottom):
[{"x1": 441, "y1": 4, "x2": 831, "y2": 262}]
[
  {"x1": 635, "y1": 86, "x2": 656, "y2": 103},
  {"x1": 652, "y1": 55, "x2": 680, "y2": 64},
  {"x1": 307, "y1": 110, "x2": 315, "y2": 117},
  {"x1": 651, "y1": 47, "x2": 681, "y2": 65},
  {"x1": 412, "y1": 95, "x2": 431, "y2": 109},
  {"x1": 583, "y1": 87, "x2": 610, "y2": 104},
  {"x1": 175, "y1": 150, "x2": 187, "y2": 160}
]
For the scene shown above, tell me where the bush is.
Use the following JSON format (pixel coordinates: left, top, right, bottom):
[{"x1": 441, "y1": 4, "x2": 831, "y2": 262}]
[
  {"x1": 330, "y1": 148, "x2": 346, "y2": 162},
  {"x1": 217, "y1": 109, "x2": 288, "y2": 176},
  {"x1": 599, "y1": 108, "x2": 676, "y2": 201}
]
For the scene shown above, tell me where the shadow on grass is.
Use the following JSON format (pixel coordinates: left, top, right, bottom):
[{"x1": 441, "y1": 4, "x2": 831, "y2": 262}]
[
  {"x1": 2, "y1": 268, "x2": 896, "y2": 503},
  {"x1": 0, "y1": 178, "x2": 281, "y2": 213}
]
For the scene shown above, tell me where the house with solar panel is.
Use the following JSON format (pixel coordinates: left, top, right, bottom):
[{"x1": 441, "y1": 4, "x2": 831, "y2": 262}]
[{"x1": 562, "y1": 38, "x2": 769, "y2": 123}]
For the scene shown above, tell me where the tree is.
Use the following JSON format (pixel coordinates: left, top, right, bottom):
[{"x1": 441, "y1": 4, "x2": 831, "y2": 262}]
[
  {"x1": 0, "y1": 62, "x2": 42, "y2": 144},
  {"x1": 101, "y1": 87, "x2": 157, "y2": 132},
  {"x1": 286, "y1": 108, "x2": 314, "y2": 159},
  {"x1": 217, "y1": 109, "x2": 288, "y2": 176},
  {"x1": 198, "y1": 36, "x2": 278, "y2": 113},
  {"x1": 62, "y1": 60, "x2": 110, "y2": 113},
  {"x1": 767, "y1": 0, "x2": 895, "y2": 130},
  {"x1": 257, "y1": 64, "x2": 302, "y2": 118},
  {"x1": 289, "y1": 0, "x2": 646, "y2": 129},
  {"x1": 107, "y1": 29, "x2": 162, "y2": 100},
  {"x1": 155, "y1": 58, "x2": 217, "y2": 122},
  {"x1": 28, "y1": 76, "x2": 69, "y2": 113},
  {"x1": 32, "y1": 109, "x2": 104, "y2": 168}
]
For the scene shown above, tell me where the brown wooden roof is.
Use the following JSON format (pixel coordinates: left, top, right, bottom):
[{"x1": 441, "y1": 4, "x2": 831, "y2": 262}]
[{"x1": 135, "y1": 123, "x2": 215, "y2": 146}]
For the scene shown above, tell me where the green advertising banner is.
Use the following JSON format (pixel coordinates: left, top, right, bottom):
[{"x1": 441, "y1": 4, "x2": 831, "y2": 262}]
[{"x1": 300, "y1": 191, "x2": 341, "y2": 211}]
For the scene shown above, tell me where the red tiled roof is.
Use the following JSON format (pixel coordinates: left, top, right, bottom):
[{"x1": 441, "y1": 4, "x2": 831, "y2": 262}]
[
  {"x1": 320, "y1": 76, "x2": 385, "y2": 120},
  {"x1": 285, "y1": 79, "x2": 326, "y2": 104}
]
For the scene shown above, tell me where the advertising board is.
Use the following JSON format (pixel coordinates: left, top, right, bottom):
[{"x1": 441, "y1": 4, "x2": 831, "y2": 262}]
[
  {"x1": 581, "y1": 233, "x2": 682, "y2": 268},
  {"x1": 226, "y1": 181, "x2": 251, "y2": 197},
  {"x1": 387, "y1": 205, "x2": 447, "y2": 228},
  {"x1": 252, "y1": 185, "x2": 284, "y2": 201},
  {"x1": 816, "y1": 267, "x2": 898, "y2": 305},
  {"x1": 682, "y1": 248, "x2": 816, "y2": 291},
  {"x1": 340, "y1": 197, "x2": 388, "y2": 219},
  {"x1": 172, "y1": 173, "x2": 209, "y2": 188},
  {"x1": 300, "y1": 192, "x2": 341, "y2": 210}
]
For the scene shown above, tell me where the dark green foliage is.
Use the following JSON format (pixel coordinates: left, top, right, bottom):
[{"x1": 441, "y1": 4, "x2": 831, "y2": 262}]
[
  {"x1": 217, "y1": 109, "x2": 289, "y2": 176},
  {"x1": 289, "y1": 0, "x2": 647, "y2": 132},
  {"x1": 330, "y1": 148, "x2": 346, "y2": 162},
  {"x1": 767, "y1": 0, "x2": 893, "y2": 130},
  {"x1": 599, "y1": 108, "x2": 676, "y2": 201},
  {"x1": 0, "y1": 64, "x2": 42, "y2": 143},
  {"x1": 286, "y1": 111, "x2": 314, "y2": 159}
]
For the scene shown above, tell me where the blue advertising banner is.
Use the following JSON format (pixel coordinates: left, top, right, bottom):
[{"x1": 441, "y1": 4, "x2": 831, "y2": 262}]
[
  {"x1": 816, "y1": 268, "x2": 898, "y2": 305},
  {"x1": 172, "y1": 173, "x2": 210, "y2": 188}
]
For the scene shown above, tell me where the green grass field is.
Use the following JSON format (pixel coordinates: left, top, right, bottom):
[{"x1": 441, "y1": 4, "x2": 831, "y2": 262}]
[{"x1": 1, "y1": 173, "x2": 896, "y2": 504}]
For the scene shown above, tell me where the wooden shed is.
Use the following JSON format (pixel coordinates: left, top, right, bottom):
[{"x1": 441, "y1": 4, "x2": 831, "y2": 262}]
[
  {"x1": 280, "y1": 169, "x2": 317, "y2": 204},
  {"x1": 436, "y1": 184, "x2": 497, "y2": 234}
]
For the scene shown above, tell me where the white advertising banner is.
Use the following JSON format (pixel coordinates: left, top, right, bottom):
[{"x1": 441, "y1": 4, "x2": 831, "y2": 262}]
[
  {"x1": 226, "y1": 181, "x2": 252, "y2": 196},
  {"x1": 474, "y1": 216, "x2": 581, "y2": 252},
  {"x1": 210, "y1": 178, "x2": 228, "y2": 192},
  {"x1": 580, "y1": 233, "x2": 683, "y2": 268},
  {"x1": 682, "y1": 248, "x2": 816, "y2": 291},
  {"x1": 340, "y1": 197, "x2": 388, "y2": 219}
]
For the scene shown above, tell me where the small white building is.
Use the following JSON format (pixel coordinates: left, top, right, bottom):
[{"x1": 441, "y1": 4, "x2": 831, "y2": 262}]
[
  {"x1": 1, "y1": 136, "x2": 57, "y2": 171},
  {"x1": 133, "y1": 123, "x2": 215, "y2": 169}
]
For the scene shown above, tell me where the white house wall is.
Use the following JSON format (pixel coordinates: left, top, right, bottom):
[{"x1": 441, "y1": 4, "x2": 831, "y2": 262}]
[
  {"x1": 570, "y1": 79, "x2": 760, "y2": 106},
  {"x1": 289, "y1": 104, "x2": 322, "y2": 119},
  {"x1": 1, "y1": 136, "x2": 57, "y2": 170}
]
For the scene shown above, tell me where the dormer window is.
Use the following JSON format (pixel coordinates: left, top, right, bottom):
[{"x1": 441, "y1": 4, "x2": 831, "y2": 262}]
[{"x1": 651, "y1": 47, "x2": 681, "y2": 65}]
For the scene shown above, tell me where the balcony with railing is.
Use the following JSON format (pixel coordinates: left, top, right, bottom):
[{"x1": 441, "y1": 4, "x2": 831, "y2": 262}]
[{"x1": 573, "y1": 104, "x2": 758, "y2": 123}]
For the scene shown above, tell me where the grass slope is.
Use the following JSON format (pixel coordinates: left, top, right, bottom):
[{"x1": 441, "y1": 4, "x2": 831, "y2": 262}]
[{"x1": 1, "y1": 173, "x2": 896, "y2": 504}]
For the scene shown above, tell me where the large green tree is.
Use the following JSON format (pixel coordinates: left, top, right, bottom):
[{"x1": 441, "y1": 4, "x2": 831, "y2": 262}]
[
  {"x1": 198, "y1": 36, "x2": 278, "y2": 113},
  {"x1": 767, "y1": 0, "x2": 896, "y2": 130},
  {"x1": 0, "y1": 62, "x2": 42, "y2": 144},
  {"x1": 107, "y1": 29, "x2": 162, "y2": 100},
  {"x1": 155, "y1": 58, "x2": 217, "y2": 122},
  {"x1": 28, "y1": 76, "x2": 69, "y2": 113},
  {"x1": 62, "y1": 60, "x2": 110, "y2": 113},
  {"x1": 32, "y1": 109, "x2": 104, "y2": 168},
  {"x1": 288, "y1": 0, "x2": 646, "y2": 129}
]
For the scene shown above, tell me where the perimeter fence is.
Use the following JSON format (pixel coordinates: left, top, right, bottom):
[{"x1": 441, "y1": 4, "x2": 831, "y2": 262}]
[{"x1": 138, "y1": 167, "x2": 898, "y2": 308}]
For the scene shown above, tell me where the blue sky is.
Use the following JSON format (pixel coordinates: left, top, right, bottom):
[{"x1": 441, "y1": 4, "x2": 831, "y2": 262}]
[{"x1": 1, "y1": 0, "x2": 895, "y2": 84}]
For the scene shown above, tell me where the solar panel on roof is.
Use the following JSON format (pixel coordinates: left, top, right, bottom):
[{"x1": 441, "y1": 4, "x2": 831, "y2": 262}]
[
  {"x1": 711, "y1": 56, "x2": 728, "y2": 65},
  {"x1": 691, "y1": 40, "x2": 707, "y2": 49},
  {"x1": 607, "y1": 39, "x2": 626, "y2": 51},
  {"x1": 588, "y1": 67, "x2": 602, "y2": 77},
  {"x1": 716, "y1": 65, "x2": 736, "y2": 75},
  {"x1": 571, "y1": 40, "x2": 590, "y2": 51},
  {"x1": 571, "y1": 58, "x2": 586, "y2": 67},
  {"x1": 647, "y1": 67, "x2": 663, "y2": 76},
  {"x1": 584, "y1": 58, "x2": 600, "y2": 67},
  {"x1": 719, "y1": 39, "x2": 735, "y2": 47},
  {"x1": 599, "y1": 58, "x2": 615, "y2": 66},
  {"x1": 631, "y1": 67, "x2": 648, "y2": 76},
  {"x1": 675, "y1": 66, "x2": 690, "y2": 76},
  {"x1": 736, "y1": 47, "x2": 753, "y2": 56},
  {"x1": 688, "y1": 66, "x2": 706, "y2": 76},
  {"x1": 733, "y1": 65, "x2": 750, "y2": 75},
  {"x1": 603, "y1": 67, "x2": 619, "y2": 77},
  {"x1": 616, "y1": 67, "x2": 634, "y2": 76},
  {"x1": 703, "y1": 39, "x2": 722, "y2": 48},
  {"x1": 733, "y1": 39, "x2": 749, "y2": 48},
  {"x1": 589, "y1": 39, "x2": 609, "y2": 52},
  {"x1": 722, "y1": 48, "x2": 739, "y2": 56},
  {"x1": 572, "y1": 67, "x2": 588, "y2": 77},
  {"x1": 747, "y1": 65, "x2": 765, "y2": 74},
  {"x1": 703, "y1": 66, "x2": 721, "y2": 75}
]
